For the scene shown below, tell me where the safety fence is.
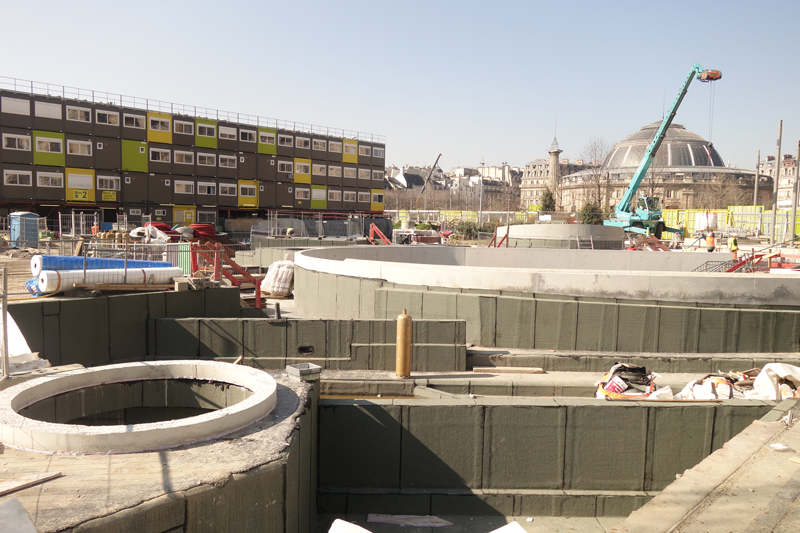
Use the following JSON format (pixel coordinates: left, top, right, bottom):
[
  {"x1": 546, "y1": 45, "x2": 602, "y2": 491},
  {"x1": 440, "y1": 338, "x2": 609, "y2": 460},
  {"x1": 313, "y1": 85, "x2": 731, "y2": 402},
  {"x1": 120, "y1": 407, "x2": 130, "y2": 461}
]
[
  {"x1": 386, "y1": 210, "x2": 528, "y2": 225},
  {"x1": 664, "y1": 206, "x2": 800, "y2": 240},
  {"x1": 251, "y1": 210, "x2": 392, "y2": 240}
]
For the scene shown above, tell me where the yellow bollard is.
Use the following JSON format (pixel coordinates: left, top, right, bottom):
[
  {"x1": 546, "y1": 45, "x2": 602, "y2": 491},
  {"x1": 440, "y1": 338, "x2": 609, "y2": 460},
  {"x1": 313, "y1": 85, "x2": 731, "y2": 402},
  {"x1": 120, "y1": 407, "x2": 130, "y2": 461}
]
[{"x1": 396, "y1": 308, "x2": 412, "y2": 378}]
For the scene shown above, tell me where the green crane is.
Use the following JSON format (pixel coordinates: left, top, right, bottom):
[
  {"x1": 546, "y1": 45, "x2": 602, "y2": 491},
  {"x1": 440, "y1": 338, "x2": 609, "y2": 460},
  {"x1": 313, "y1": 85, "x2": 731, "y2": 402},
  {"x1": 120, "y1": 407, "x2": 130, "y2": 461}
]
[{"x1": 604, "y1": 63, "x2": 721, "y2": 238}]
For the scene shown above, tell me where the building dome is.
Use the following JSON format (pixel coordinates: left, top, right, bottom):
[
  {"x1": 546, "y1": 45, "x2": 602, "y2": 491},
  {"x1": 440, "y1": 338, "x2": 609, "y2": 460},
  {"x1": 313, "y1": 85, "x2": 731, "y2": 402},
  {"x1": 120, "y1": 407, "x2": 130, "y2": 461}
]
[{"x1": 603, "y1": 122, "x2": 724, "y2": 169}]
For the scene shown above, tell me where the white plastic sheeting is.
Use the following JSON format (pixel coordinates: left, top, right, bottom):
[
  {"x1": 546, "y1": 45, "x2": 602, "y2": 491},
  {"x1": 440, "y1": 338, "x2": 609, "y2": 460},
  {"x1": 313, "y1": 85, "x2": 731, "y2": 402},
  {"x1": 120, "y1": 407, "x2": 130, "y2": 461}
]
[
  {"x1": 0, "y1": 304, "x2": 32, "y2": 356},
  {"x1": 38, "y1": 267, "x2": 184, "y2": 292},
  {"x1": 744, "y1": 363, "x2": 800, "y2": 400},
  {"x1": 261, "y1": 260, "x2": 294, "y2": 297}
]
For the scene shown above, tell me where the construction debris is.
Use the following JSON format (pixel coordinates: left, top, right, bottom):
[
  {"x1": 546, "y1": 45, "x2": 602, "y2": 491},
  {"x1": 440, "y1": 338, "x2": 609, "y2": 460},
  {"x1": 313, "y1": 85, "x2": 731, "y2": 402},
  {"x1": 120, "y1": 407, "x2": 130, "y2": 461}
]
[
  {"x1": 367, "y1": 514, "x2": 454, "y2": 527},
  {"x1": 0, "y1": 472, "x2": 62, "y2": 497}
]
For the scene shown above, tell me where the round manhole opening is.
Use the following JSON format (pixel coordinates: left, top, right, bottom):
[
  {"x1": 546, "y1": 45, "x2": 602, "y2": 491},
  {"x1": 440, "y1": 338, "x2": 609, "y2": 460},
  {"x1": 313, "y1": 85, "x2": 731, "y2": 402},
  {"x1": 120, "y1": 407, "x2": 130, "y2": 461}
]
[
  {"x1": 0, "y1": 361, "x2": 277, "y2": 454},
  {"x1": 20, "y1": 378, "x2": 254, "y2": 426}
]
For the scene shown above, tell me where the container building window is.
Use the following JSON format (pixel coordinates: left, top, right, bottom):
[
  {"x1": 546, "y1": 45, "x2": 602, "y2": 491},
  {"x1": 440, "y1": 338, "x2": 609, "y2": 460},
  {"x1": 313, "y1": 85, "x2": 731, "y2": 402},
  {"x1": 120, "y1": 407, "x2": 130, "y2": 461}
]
[
  {"x1": 124, "y1": 114, "x2": 146, "y2": 129},
  {"x1": 149, "y1": 117, "x2": 170, "y2": 132},
  {"x1": 174, "y1": 151, "x2": 194, "y2": 164},
  {"x1": 219, "y1": 155, "x2": 237, "y2": 168},
  {"x1": 197, "y1": 153, "x2": 216, "y2": 166},
  {"x1": 219, "y1": 126, "x2": 236, "y2": 140},
  {"x1": 66, "y1": 106, "x2": 91, "y2": 122},
  {"x1": 174, "y1": 121, "x2": 194, "y2": 135},
  {"x1": 96, "y1": 110, "x2": 119, "y2": 125},
  {"x1": 197, "y1": 124, "x2": 216, "y2": 137},
  {"x1": 149, "y1": 148, "x2": 171, "y2": 162},
  {"x1": 2, "y1": 134, "x2": 31, "y2": 151},
  {"x1": 67, "y1": 140, "x2": 92, "y2": 156},
  {"x1": 36, "y1": 137, "x2": 62, "y2": 153},
  {"x1": 97, "y1": 176, "x2": 121, "y2": 190},
  {"x1": 175, "y1": 181, "x2": 194, "y2": 194},
  {"x1": 37, "y1": 171, "x2": 63, "y2": 188},
  {"x1": 4, "y1": 170, "x2": 32, "y2": 186}
]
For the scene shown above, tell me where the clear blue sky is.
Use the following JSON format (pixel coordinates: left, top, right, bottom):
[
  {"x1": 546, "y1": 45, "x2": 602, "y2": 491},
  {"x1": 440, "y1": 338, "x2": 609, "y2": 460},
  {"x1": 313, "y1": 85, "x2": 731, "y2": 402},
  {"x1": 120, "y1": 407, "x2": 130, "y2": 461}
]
[{"x1": 1, "y1": 0, "x2": 797, "y2": 171}]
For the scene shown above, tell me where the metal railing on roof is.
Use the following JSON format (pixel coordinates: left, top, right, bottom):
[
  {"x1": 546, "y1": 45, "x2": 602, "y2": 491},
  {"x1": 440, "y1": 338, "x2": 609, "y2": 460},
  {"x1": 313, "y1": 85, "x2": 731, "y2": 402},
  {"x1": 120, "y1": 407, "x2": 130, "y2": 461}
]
[{"x1": 0, "y1": 75, "x2": 385, "y2": 144}]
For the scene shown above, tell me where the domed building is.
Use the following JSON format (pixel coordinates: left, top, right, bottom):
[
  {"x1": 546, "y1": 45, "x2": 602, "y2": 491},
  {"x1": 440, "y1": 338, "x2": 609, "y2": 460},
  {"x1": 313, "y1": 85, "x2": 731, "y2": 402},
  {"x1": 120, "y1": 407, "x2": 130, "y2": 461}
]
[{"x1": 557, "y1": 122, "x2": 771, "y2": 212}]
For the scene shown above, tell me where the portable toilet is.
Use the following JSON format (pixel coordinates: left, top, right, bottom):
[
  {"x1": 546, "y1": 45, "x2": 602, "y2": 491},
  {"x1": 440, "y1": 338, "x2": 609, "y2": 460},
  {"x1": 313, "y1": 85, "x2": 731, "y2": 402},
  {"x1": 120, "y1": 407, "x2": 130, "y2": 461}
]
[{"x1": 10, "y1": 212, "x2": 40, "y2": 247}]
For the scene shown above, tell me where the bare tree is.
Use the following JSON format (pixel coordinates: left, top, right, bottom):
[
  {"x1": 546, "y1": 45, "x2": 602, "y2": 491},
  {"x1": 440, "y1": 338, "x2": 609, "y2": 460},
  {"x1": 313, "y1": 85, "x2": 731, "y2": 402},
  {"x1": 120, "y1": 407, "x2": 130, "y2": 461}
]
[
  {"x1": 579, "y1": 136, "x2": 611, "y2": 211},
  {"x1": 640, "y1": 148, "x2": 670, "y2": 202},
  {"x1": 696, "y1": 175, "x2": 751, "y2": 209}
]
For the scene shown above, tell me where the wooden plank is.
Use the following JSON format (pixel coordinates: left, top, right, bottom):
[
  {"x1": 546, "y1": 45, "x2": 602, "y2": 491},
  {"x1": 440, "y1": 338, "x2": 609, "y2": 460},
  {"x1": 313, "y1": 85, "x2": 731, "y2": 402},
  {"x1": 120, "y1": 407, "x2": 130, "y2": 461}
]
[
  {"x1": 472, "y1": 366, "x2": 545, "y2": 374},
  {"x1": 0, "y1": 472, "x2": 62, "y2": 497}
]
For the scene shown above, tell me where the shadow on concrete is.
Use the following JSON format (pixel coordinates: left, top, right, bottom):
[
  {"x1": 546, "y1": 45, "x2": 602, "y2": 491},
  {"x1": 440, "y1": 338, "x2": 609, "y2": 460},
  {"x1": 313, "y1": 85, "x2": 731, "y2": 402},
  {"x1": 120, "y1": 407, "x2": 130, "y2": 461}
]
[{"x1": 318, "y1": 400, "x2": 502, "y2": 517}]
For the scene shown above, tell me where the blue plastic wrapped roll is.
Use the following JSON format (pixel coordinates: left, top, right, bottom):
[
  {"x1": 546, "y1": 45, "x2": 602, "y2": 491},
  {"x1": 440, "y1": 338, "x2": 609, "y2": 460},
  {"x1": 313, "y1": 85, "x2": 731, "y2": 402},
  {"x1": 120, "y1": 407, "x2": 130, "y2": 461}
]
[{"x1": 30, "y1": 255, "x2": 173, "y2": 276}]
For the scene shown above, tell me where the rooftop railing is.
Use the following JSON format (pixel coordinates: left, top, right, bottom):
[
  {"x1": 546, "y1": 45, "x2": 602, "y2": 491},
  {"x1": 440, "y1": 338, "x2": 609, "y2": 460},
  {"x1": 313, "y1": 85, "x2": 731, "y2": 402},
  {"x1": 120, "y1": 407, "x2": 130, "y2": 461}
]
[{"x1": 0, "y1": 75, "x2": 385, "y2": 144}]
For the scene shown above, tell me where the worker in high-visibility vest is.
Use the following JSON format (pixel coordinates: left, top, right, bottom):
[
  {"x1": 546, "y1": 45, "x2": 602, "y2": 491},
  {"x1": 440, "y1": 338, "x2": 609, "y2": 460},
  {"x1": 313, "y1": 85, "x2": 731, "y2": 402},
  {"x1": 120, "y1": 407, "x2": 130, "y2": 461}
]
[
  {"x1": 706, "y1": 231, "x2": 715, "y2": 252},
  {"x1": 728, "y1": 234, "x2": 739, "y2": 260}
]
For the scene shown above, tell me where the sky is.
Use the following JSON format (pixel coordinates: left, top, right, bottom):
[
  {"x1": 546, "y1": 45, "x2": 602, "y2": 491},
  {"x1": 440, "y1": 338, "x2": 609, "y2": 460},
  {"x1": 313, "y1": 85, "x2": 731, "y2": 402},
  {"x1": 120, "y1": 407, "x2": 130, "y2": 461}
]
[{"x1": 1, "y1": 0, "x2": 798, "y2": 172}]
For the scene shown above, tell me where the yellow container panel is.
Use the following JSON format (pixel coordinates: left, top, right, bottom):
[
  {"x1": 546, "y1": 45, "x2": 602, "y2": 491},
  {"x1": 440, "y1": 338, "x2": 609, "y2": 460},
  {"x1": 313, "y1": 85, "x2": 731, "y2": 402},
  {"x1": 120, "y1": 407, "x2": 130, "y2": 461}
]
[
  {"x1": 238, "y1": 179, "x2": 259, "y2": 208},
  {"x1": 147, "y1": 112, "x2": 173, "y2": 144},
  {"x1": 343, "y1": 140, "x2": 358, "y2": 164},
  {"x1": 173, "y1": 205, "x2": 197, "y2": 226},
  {"x1": 65, "y1": 168, "x2": 95, "y2": 203},
  {"x1": 370, "y1": 188, "x2": 384, "y2": 212},
  {"x1": 293, "y1": 158, "x2": 312, "y2": 184}
]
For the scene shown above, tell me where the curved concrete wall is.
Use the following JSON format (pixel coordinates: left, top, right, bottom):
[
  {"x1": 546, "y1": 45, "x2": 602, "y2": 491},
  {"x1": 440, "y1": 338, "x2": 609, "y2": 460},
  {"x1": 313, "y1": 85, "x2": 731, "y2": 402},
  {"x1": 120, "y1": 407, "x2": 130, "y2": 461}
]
[
  {"x1": 502, "y1": 224, "x2": 625, "y2": 239},
  {"x1": 293, "y1": 246, "x2": 800, "y2": 350},
  {"x1": 294, "y1": 246, "x2": 800, "y2": 305}
]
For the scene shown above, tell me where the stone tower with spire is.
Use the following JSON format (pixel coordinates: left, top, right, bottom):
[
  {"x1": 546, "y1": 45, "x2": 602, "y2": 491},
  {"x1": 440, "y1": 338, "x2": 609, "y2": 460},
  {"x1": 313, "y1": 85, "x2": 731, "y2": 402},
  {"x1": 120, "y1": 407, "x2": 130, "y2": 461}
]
[{"x1": 547, "y1": 137, "x2": 563, "y2": 205}]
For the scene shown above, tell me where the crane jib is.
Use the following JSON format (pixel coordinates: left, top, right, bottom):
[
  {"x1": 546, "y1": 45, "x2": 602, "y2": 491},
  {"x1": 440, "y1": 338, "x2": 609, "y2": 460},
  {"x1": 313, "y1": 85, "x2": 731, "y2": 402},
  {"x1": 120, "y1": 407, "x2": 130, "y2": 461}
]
[{"x1": 606, "y1": 63, "x2": 721, "y2": 235}]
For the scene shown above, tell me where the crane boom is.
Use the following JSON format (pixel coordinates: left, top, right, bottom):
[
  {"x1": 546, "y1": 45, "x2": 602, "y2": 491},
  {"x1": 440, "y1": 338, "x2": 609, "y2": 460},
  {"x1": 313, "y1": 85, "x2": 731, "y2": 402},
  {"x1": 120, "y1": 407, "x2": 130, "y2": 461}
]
[{"x1": 605, "y1": 63, "x2": 721, "y2": 237}]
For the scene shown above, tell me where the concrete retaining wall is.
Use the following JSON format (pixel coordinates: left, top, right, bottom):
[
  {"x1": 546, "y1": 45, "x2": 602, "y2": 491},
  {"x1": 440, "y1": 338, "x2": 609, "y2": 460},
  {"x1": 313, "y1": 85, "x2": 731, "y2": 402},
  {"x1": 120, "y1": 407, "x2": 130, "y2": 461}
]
[
  {"x1": 150, "y1": 318, "x2": 467, "y2": 371},
  {"x1": 293, "y1": 246, "x2": 800, "y2": 306},
  {"x1": 294, "y1": 267, "x2": 800, "y2": 352},
  {"x1": 8, "y1": 287, "x2": 243, "y2": 366},
  {"x1": 498, "y1": 224, "x2": 626, "y2": 250},
  {"x1": 69, "y1": 380, "x2": 319, "y2": 533},
  {"x1": 317, "y1": 398, "x2": 776, "y2": 517}
]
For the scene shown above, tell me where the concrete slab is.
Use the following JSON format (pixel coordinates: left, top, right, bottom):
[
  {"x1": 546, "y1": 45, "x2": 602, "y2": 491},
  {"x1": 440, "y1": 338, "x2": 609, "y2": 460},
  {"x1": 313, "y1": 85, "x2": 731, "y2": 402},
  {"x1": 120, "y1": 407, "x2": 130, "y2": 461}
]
[
  {"x1": 203, "y1": 286, "x2": 241, "y2": 318},
  {"x1": 483, "y1": 404, "x2": 566, "y2": 489},
  {"x1": 59, "y1": 297, "x2": 110, "y2": 366},
  {"x1": 422, "y1": 291, "x2": 458, "y2": 320},
  {"x1": 534, "y1": 300, "x2": 577, "y2": 351},
  {"x1": 109, "y1": 294, "x2": 148, "y2": 361},
  {"x1": 400, "y1": 404, "x2": 485, "y2": 489},
  {"x1": 318, "y1": 402, "x2": 402, "y2": 489},
  {"x1": 199, "y1": 318, "x2": 243, "y2": 359},
  {"x1": 154, "y1": 318, "x2": 200, "y2": 358},
  {"x1": 457, "y1": 294, "x2": 497, "y2": 347},
  {"x1": 564, "y1": 404, "x2": 648, "y2": 491},
  {"x1": 164, "y1": 289, "x2": 204, "y2": 318},
  {"x1": 496, "y1": 298, "x2": 535, "y2": 349}
]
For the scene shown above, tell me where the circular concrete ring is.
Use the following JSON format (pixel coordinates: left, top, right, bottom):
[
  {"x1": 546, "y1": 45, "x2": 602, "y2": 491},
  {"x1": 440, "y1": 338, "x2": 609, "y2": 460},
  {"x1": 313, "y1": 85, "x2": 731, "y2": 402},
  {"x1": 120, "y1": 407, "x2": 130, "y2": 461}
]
[{"x1": 0, "y1": 361, "x2": 277, "y2": 454}]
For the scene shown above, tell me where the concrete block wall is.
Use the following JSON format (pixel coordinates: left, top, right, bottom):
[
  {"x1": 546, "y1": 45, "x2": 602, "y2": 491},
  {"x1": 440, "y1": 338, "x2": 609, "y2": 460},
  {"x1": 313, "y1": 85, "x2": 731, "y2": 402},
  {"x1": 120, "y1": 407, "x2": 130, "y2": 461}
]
[
  {"x1": 295, "y1": 266, "x2": 800, "y2": 354},
  {"x1": 317, "y1": 398, "x2": 776, "y2": 517},
  {"x1": 66, "y1": 381, "x2": 319, "y2": 533},
  {"x1": 8, "y1": 287, "x2": 242, "y2": 367},
  {"x1": 150, "y1": 318, "x2": 467, "y2": 371}
]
